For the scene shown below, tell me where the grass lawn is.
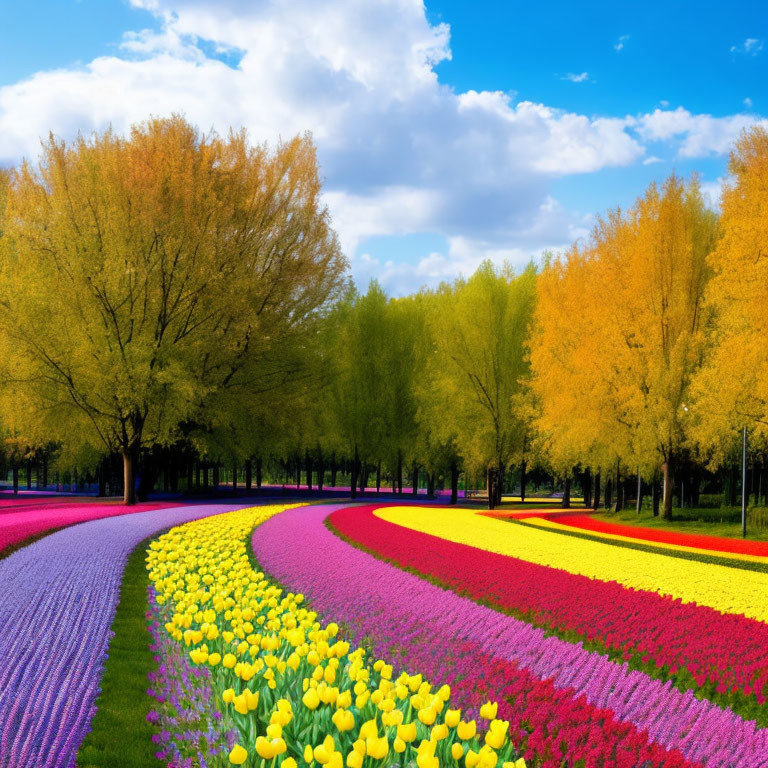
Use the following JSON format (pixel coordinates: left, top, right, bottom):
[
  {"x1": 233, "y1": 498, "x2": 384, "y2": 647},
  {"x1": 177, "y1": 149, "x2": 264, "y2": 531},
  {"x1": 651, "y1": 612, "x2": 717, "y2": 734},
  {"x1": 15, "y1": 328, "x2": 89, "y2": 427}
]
[
  {"x1": 76, "y1": 538, "x2": 157, "y2": 768},
  {"x1": 592, "y1": 507, "x2": 768, "y2": 542}
]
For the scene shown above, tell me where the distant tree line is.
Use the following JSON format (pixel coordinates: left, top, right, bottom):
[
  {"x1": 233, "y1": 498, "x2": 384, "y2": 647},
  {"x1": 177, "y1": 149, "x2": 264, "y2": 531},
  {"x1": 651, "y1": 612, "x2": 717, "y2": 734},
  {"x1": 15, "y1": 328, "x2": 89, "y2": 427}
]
[{"x1": 0, "y1": 118, "x2": 767, "y2": 516}]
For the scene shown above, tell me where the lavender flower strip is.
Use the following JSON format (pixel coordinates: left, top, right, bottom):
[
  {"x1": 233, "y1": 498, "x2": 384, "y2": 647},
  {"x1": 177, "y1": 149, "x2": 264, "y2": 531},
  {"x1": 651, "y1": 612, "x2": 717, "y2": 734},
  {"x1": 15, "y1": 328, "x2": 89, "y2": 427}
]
[
  {"x1": 0, "y1": 502, "x2": 246, "y2": 768},
  {"x1": 252, "y1": 503, "x2": 768, "y2": 768}
]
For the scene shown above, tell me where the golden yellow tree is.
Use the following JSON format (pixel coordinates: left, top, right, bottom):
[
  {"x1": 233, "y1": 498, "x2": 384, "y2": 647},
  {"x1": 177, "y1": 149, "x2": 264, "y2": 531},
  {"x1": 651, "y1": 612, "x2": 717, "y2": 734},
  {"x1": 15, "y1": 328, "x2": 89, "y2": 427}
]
[
  {"x1": 0, "y1": 117, "x2": 346, "y2": 503},
  {"x1": 693, "y1": 127, "x2": 768, "y2": 463},
  {"x1": 532, "y1": 175, "x2": 718, "y2": 518}
]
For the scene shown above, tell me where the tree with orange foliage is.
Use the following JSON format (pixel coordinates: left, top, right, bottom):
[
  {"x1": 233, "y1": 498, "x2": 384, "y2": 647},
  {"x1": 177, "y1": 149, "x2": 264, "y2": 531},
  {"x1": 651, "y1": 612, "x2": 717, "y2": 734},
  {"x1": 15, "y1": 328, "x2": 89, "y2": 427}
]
[
  {"x1": 693, "y1": 127, "x2": 768, "y2": 465},
  {"x1": 532, "y1": 175, "x2": 718, "y2": 519}
]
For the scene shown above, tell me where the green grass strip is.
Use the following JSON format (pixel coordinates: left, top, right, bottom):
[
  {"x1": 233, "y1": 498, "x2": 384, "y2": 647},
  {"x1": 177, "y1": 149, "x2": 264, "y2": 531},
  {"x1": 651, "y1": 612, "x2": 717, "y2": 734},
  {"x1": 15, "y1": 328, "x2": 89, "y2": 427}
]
[
  {"x1": 504, "y1": 517, "x2": 768, "y2": 574},
  {"x1": 76, "y1": 538, "x2": 157, "y2": 768}
]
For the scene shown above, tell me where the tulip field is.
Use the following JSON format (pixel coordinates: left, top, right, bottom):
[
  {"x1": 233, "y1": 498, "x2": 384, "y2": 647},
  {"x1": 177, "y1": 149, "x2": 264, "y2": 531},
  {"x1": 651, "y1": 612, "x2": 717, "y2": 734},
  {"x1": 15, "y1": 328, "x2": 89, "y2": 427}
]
[{"x1": 0, "y1": 499, "x2": 766, "y2": 767}]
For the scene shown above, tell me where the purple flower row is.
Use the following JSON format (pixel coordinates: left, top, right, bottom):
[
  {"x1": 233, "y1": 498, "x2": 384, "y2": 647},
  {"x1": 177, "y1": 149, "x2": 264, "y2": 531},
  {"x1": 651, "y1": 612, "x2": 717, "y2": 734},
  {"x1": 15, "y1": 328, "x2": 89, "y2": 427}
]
[
  {"x1": 146, "y1": 587, "x2": 239, "y2": 768},
  {"x1": 251, "y1": 503, "x2": 768, "y2": 768},
  {"x1": 0, "y1": 502, "x2": 245, "y2": 768}
]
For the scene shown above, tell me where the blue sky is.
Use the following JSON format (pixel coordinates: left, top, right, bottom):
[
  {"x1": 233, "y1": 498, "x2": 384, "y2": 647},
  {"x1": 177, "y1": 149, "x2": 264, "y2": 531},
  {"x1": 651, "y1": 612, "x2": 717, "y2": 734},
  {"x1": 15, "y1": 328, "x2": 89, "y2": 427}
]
[{"x1": 0, "y1": 0, "x2": 765, "y2": 294}]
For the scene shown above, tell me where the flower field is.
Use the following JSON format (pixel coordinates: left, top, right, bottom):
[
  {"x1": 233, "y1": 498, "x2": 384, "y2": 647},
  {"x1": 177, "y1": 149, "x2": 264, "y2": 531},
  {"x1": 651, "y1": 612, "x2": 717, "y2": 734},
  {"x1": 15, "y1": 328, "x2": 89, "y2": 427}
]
[
  {"x1": 0, "y1": 498, "x2": 179, "y2": 556},
  {"x1": 0, "y1": 501, "x2": 243, "y2": 767},
  {"x1": 1, "y1": 499, "x2": 766, "y2": 767}
]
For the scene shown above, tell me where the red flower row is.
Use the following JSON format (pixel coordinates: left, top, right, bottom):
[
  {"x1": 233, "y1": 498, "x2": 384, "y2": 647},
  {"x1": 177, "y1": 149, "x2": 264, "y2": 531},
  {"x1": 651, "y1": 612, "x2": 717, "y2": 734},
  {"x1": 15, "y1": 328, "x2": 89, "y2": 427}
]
[{"x1": 331, "y1": 504, "x2": 768, "y2": 705}]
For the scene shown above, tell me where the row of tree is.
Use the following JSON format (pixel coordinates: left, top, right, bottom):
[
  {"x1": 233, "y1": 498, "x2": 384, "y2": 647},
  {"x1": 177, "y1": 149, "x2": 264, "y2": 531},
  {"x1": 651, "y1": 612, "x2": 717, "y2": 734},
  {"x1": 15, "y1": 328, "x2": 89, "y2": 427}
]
[{"x1": 0, "y1": 117, "x2": 766, "y2": 516}]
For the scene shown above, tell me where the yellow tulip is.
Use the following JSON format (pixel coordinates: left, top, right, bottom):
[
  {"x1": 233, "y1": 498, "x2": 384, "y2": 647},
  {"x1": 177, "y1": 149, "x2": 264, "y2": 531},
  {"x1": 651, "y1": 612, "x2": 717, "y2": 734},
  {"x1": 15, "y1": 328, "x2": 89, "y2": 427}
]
[
  {"x1": 457, "y1": 720, "x2": 477, "y2": 740},
  {"x1": 256, "y1": 737, "x2": 276, "y2": 760},
  {"x1": 245, "y1": 689, "x2": 259, "y2": 711},
  {"x1": 397, "y1": 722, "x2": 417, "y2": 742},
  {"x1": 332, "y1": 709, "x2": 355, "y2": 732},
  {"x1": 393, "y1": 738, "x2": 406, "y2": 754},
  {"x1": 346, "y1": 751, "x2": 363, "y2": 768},
  {"x1": 304, "y1": 744, "x2": 314, "y2": 764},
  {"x1": 228, "y1": 744, "x2": 248, "y2": 765},
  {"x1": 418, "y1": 707, "x2": 437, "y2": 726},
  {"x1": 303, "y1": 688, "x2": 320, "y2": 710},
  {"x1": 445, "y1": 708, "x2": 461, "y2": 728},
  {"x1": 222, "y1": 653, "x2": 237, "y2": 668},
  {"x1": 233, "y1": 694, "x2": 248, "y2": 716},
  {"x1": 452, "y1": 743, "x2": 464, "y2": 760},
  {"x1": 479, "y1": 702, "x2": 498, "y2": 720},
  {"x1": 365, "y1": 736, "x2": 389, "y2": 760}
]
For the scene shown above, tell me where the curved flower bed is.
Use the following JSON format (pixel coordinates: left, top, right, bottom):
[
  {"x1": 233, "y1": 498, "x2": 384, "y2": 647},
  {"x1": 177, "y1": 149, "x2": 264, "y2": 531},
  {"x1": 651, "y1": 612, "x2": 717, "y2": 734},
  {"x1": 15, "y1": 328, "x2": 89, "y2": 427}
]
[
  {"x1": 375, "y1": 506, "x2": 768, "y2": 622},
  {"x1": 330, "y1": 504, "x2": 768, "y2": 709},
  {"x1": 0, "y1": 501, "x2": 245, "y2": 768},
  {"x1": 0, "y1": 499, "x2": 178, "y2": 555},
  {"x1": 253, "y1": 504, "x2": 768, "y2": 767},
  {"x1": 516, "y1": 512, "x2": 768, "y2": 557},
  {"x1": 147, "y1": 504, "x2": 528, "y2": 768}
]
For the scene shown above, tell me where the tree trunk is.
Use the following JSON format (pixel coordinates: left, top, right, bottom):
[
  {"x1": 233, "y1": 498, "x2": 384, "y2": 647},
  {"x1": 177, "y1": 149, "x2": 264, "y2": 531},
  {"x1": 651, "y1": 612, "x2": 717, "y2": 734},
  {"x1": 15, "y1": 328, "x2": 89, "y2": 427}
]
[
  {"x1": 213, "y1": 463, "x2": 220, "y2": 490},
  {"x1": 305, "y1": 451, "x2": 313, "y2": 491},
  {"x1": 98, "y1": 459, "x2": 107, "y2": 497},
  {"x1": 12, "y1": 465, "x2": 19, "y2": 495},
  {"x1": 562, "y1": 477, "x2": 571, "y2": 508},
  {"x1": 652, "y1": 474, "x2": 660, "y2": 516},
  {"x1": 582, "y1": 470, "x2": 592, "y2": 509},
  {"x1": 245, "y1": 459, "x2": 252, "y2": 491},
  {"x1": 487, "y1": 468, "x2": 495, "y2": 510},
  {"x1": 331, "y1": 452, "x2": 337, "y2": 488},
  {"x1": 496, "y1": 465, "x2": 504, "y2": 506},
  {"x1": 614, "y1": 461, "x2": 623, "y2": 512},
  {"x1": 256, "y1": 457, "x2": 263, "y2": 488},
  {"x1": 729, "y1": 465, "x2": 738, "y2": 507},
  {"x1": 662, "y1": 458, "x2": 674, "y2": 520},
  {"x1": 317, "y1": 451, "x2": 325, "y2": 492},
  {"x1": 592, "y1": 472, "x2": 600, "y2": 510},
  {"x1": 450, "y1": 461, "x2": 459, "y2": 505},
  {"x1": 26, "y1": 460, "x2": 32, "y2": 491},
  {"x1": 427, "y1": 471, "x2": 436, "y2": 499},
  {"x1": 604, "y1": 478, "x2": 612, "y2": 510},
  {"x1": 396, "y1": 451, "x2": 403, "y2": 495},
  {"x1": 376, "y1": 460, "x2": 381, "y2": 494},
  {"x1": 412, "y1": 464, "x2": 419, "y2": 496},
  {"x1": 636, "y1": 469, "x2": 642, "y2": 514},
  {"x1": 123, "y1": 447, "x2": 136, "y2": 505},
  {"x1": 232, "y1": 460, "x2": 238, "y2": 494},
  {"x1": 42, "y1": 456, "x2": 48, "y2": 489},
  {"x1": 520, "y1": 458, "x2": 527, "y2": 502},
  {"x1": 350, "y1": 445, "x2": 359, "y2": 499},
  {"x1": 359, "y1": 462, "x2": 366, "y2": 493}
]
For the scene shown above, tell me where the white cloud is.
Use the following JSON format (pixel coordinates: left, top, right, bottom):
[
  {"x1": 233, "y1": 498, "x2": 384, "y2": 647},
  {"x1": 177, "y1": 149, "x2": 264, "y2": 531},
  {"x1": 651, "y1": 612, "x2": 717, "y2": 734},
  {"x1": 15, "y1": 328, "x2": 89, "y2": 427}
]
[
  {"x1": 642, "y1": 155, "x2": 662, "y2": 165},
  {"x1": 635, "y1": 107, "x2": 768, "y2": 157},
  {"x1": 700, "y1": 176, "x2": 729, "y2": 211},
  {"x1": 744, "y1": 97, "x2": 753, "y2": 109},
  {"x1": 0, "y1": 0, "x2": 764, "y2": 294},
  {"x1": 731, "y1": 38, "x2": 764, "y2": 56},
  {"x1": 614, "y1": 35, "x2": 629, "y2": 52},
  {"x1": 562, "y1": 72, "x2": 589, "y2": 83}
]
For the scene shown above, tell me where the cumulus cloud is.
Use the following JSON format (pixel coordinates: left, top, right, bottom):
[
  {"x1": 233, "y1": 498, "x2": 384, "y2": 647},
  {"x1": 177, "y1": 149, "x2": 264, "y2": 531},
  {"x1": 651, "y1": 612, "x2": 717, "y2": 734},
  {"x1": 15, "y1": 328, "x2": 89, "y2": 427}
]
[
  {"x1": 635, "y1": 107, "x2": 768, "y2": 157},
  {"x1": 0, "y1": 0, "x2": 765, "y2": 293},
  {"x1": 614, "y1": 35, "x2": 629, "y2": 52}
]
